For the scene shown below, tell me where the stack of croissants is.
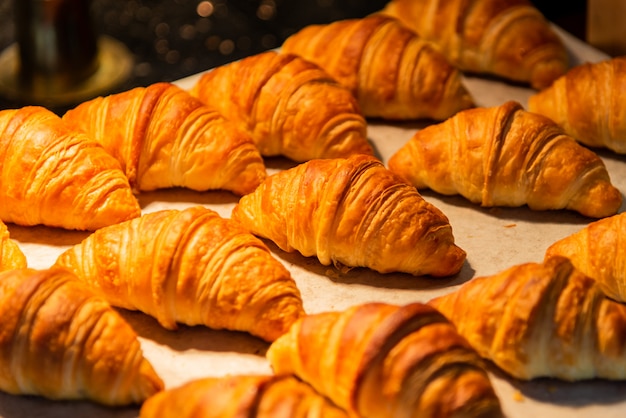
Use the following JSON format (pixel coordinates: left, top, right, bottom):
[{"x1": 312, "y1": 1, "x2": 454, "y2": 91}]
[{"x1": 1, "y1": 0, "x2": 626, "y2": 417}]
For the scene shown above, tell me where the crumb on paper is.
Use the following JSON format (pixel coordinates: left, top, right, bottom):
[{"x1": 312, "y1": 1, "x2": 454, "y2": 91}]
[
  {"x1": 504, "y1": 223, "x2": 517, "y2": 228},
  {"x1": 513, "y1": 390, "x2": 525, "y2": 402}
]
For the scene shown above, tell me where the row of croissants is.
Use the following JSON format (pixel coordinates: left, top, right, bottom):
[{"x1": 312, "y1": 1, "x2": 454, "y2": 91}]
[
  {"x1": 0, "y1": 0, "x2": 626, "y2": 416},
  {"x1": 2, "y1": 210, "x2": 626, "y2": 416}
]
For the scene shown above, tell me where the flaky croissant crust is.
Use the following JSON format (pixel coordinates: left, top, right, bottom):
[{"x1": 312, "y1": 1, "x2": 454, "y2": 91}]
[
  {"x1": 0, "y1": 106, "x2": 140, "y2": 231},
  {"x1": 528, "y1": 56, "x2": 626, "y2": 154},
  {"x1": 281, "y1": 14, "x2": 474, "y2": 121},
  {"x1": 430, "y1": 256, "x2": 626, "y2": 381},
  {"x1": 267, "y1": 302, "x2": 502, "y2": 418},
  {"x1": 545, "y1": 212, "x2": 626, "y2": 303},
  {"x1": 0, "y1": 221, "x2": 26, "y2": 271},
  {"x1": 55, "y1": 206, "x2": 305, "y2": 342},
  {"x1": 140, "y1": 374, "x2": 349, "y2": 418},
  {"x1": 387, "y1": 101, "x2": 622, "y2": 218},
  {"x1": 380, "y1": 0, "x2": 569, "y2": 89},
  {"x1": 231, "y1": 154, "x2": 466, "y2": 277},
  {"x1": 0, "y1": 267, "x2": 163, "y2": 405},
  {"x1": 63, "y1": 82, "x2": 267, "y2": 196},
  {"x1": 190, "y1": 51, "x2": 373, "y2": 162}
]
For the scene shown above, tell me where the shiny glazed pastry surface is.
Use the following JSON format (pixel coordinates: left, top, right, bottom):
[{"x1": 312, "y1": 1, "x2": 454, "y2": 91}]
[{"x1": 231, "y1": 154, "x2": 466, "y2": 277}]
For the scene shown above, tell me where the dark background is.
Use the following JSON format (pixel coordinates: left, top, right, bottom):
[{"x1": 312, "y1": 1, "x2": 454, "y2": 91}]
[{"x1": 0, "y1": 0, "x2": 588, "y2": 112}]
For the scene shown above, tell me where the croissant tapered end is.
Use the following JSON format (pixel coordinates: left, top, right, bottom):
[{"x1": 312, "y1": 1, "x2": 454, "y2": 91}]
[
  {"x1": 267, "y1": 302, "x2": 503, "y2": 418},
  {"x1": 140, "y1": 374, "x2": 349, "y2": 418},
  {"x1": 429, "y1": 256, "x2": 626, "y2": 381},
  {"x1": 0, "y1": 221, "x2": 27, "y2": 271},
  {"x1": 0, "y1": 267, "x2": 163, "y2": 405},
  {"x1": 231, "y1": 154, "x2": 466, "y2": 277},
  {"x1": 63, "y1": 82, "x2": 267, "y2": 196},
  {"x1": 190, "y1": 51, "x2": 373, "y2": 162},
  {"x1": 282, "y1": 15, "x2": 475, "y2": 121},
  {"x1": 0, "y1": 106, "x2": 141, "y2": 231},
  {"x1": 54, "y1": 206, "x2": 305, "y2": 342},
  {"x1": 545, "y1": 212, "x2": 626, "y2": 303}
]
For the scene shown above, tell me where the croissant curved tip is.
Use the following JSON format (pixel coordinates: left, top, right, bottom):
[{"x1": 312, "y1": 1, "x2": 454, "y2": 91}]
[
  {"x1": 569, "y1": 182, "x2": 623, "y2": 219},
  {"x1": 530, "y1": 59, "x2": 568, "y2": 90}
]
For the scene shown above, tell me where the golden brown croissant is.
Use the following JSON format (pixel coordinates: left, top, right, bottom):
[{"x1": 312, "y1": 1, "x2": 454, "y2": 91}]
[
  {"x1": 545, "y1": 212, "x2": 626, "y2": 303},
  {"x1": 140, "y1": 374, "x2": 348, "y2": 418},
  {"x1": 528, "y1": 56, "x2": 626, "y2": 153},
  {"x1": 63, "y1": 82, "x2": 266, "y2": 196},
  {"x1": 380, "y1": 0, "x2": 569, "y2": 89},
  {"x1": 281, "y1": 15, "x2": 474, "y2": 121},
  {"x1": 429, "y1": 256, "x2": 626, "y2": 381},
  {"x1": 0, "y1": 266, "x2": 163, "y2": 405},
  {"x1": 266, "y1": 302, "x2": 503, "y2": 418},
  {"x1": 0, "y1": 106, "x2": 140, "y2": 231},
  {"x1": 54, "y1": 205, "x2": 305, "y2": 342},
  {"x1": 189, "y1": 51, "x2": 373, "y2": 162},
  {"x1": 0, "y1": 221, "x2": 26, "y2": 271},
  {"x1": 387, "y1": 101, "x2": 622, "y2": 218},
  {"x1": 231, "y1": 154, "x2": 466, "y2": 277}
]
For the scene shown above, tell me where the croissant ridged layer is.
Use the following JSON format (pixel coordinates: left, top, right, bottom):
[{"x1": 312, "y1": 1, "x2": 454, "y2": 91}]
[
  {"x1": 140, "y1": 374, "x2": 349, "y2": 418},
  {"x1": 380, "y1": 0, "x2": 569, "y2": 89},
  {"x1": 387, "y1": 101, "x2": 622, "y2": 218},
  {"x1": 0, "y1": 106, "x2": 140, "y2": 230},
  {"x1": 63, "y1": 82, "x2": 266, "y2": 195},
  {"x1": 281, "y1": 15, "x2": 474, "y2": 121},
  {"x1": 190, "y1": 51, "x2": 373, "y2": 162},
  {"x1": 0, "y1": 267, "x2": 163, "y2": 405},
  {"x1": 231, "y1": 154, "x2": 466, "y2": 277},
  {"x1": 545, "y1": 212, "x2": 626, "y2": 303},
  {"x1": 528, "y1": 56, "x2": 626, "y2": 153},
  {"x1": 266, "y1": 302, "x2": 503, "y2": 418},
  {"x1": 429, "y1": 256, "x2": 626, "y2": 381},
  {"x1": 0, "y1": 221, "x2": 26, "y2": 271},
  {"x1": 54, "y1": 206, "x2": 305, "y2": 342}
]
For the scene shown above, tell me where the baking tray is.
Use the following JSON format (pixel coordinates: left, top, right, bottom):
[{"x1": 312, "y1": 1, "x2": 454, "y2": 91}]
[{"x1": 2, "y1": 27, "x2": 626, "y2": 418}]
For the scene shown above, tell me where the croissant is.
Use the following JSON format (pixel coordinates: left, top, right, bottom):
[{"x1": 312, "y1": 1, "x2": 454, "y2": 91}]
[
  {"x1": 387, "y1": 101, "x2": 622, "y2": 218},
  {"x1": 528, "y1": 56, "x2": 626, "y2": 153},
  {"x1": 189, "y1": 51, "x2": 373, "y2": 162},
  {"x1": 0, "y1": 221, "x2": 26, "y2": 271},
  {"x1": 429, "y1": 256, "x2": 626, "y2": 381},
  {"x1": 266, "y1": 302, "x2": 503, "y2": 418},
  {"x1": 0, "y1": 266, "x2": 163, "y2": 405},
  {"x1": 281, "y1": 15, "x2": 474, "y2": 121},
  {"x1": 62, "y1": 82, "x2": 266, "y2": 196},
  {"x1": 140, "y1": 374, "x2": 348, "y2": 418},
  {"x1": 54, "y1": 205, "x2": 305, "y2": 342},
  {"x1": 545, "y1": 212, "x2": 626, "y2": 303},
  {"x1": 380, "y1": 0, "x2": 569, "y2": 90},
  {"x1": 0, "y1": 106, "x2": 140, "y2": 231},
  {"x1": 231, "y1": 154, "x2": 466, "y2": 277}
]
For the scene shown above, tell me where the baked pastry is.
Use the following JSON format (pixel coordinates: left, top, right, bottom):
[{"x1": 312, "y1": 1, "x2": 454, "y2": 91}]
[
  {"x1": 528, "y1": 56, "x2": 626, "y2": 153},
  {"x1": 387, "y1": 101, "x2": 622, "y2": 218},
  {"x1": 0, "y1": 220, "x2": 26, "y2": 271},
  {"x1": 429, "y1": 256, "x2": 626, "y2": 381},
  {"x1": 54, "y1": 206, "x2": 305, "y2": 342},
  {"x1": 140, "y1": 374, "x2": 348, "y2": 418},
  {"x1": 63, "y1": 82, "x2": 266, "y2": 196},
  {"x1": 0, "y1": 266, "x2": 163, "y2": 405},
  {"x1": 281, "y1": 14, "x2": 474, "y2": 120},
  {"x1": 0, "y1": 106, "x2": 140, "y2": 231},
  {"x1": 545, "y1": 212, "x2": 626, "y2": 303},
  {"x1": 266, "y1": 302, "x2": 503, "y2": 418},
  {"x1": 380, "y1": 0, "x2": 569, "y2": 89},
  {"x1": 189, "y1": 51, "x2": 373, "y2": 162},
  {"x1": 231, "y1": 154, "x2": 466, "y2": 277}
]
